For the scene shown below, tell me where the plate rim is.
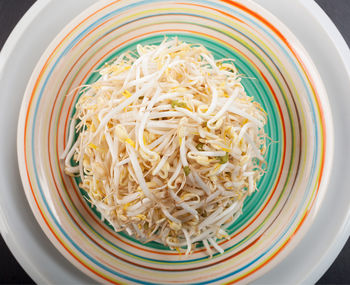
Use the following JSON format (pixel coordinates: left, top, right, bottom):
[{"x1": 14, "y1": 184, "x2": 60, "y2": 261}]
[
  {"x1": 16, "y1": 0, "x2": 335, "y2": 283},
  {"x1": 0, "y1": 0, "x2": 349, "y2": 284}
]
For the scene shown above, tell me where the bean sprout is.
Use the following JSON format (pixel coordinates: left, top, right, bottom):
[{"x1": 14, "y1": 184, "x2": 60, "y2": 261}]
[{"x1": 63, "y1": 38, "x2": 267, "y2": 256}]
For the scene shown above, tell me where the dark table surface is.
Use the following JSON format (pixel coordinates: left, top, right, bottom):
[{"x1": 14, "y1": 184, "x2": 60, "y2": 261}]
[{"x1": 0, "y1": 0, "x2": 349, "y2": 284}]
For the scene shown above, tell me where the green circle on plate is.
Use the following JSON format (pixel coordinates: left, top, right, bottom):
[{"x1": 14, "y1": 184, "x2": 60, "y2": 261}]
[{"x1": 72, "y1": 34, "x2": 282, "y2": 250}]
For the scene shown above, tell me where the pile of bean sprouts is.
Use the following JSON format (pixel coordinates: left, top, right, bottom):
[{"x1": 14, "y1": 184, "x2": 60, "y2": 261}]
[{"x1": 62, "y1": 38, "x2": 267, "y2": 256}]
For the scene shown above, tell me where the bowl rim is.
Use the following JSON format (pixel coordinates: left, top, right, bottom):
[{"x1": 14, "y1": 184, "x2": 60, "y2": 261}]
[{"x1": 15, "y1": 0, "x2": 335, "y2": 284}]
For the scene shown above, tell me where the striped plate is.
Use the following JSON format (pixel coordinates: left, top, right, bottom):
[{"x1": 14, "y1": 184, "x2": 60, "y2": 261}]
[{"x1": 17, "y1": 0, "x2": 333, "y2": 284}]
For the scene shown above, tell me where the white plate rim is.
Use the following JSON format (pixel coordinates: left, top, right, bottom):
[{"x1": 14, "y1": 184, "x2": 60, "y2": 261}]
[
  {"x1": 0, "y1": 0, "x2": 349, "y2": 284},
  {"x1": 292, "y1": 1, "x2": 350, "y2": 283}
]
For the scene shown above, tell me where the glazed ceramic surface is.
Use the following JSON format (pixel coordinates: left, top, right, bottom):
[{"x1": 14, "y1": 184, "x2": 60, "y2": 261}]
[{"x1": 10, "y1": 0, "x2": 339, "y2": 284}]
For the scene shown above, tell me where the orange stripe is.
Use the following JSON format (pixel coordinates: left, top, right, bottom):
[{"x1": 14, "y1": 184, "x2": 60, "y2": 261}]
[
  {"x1": 220, "y1": 0, "x2": 288, "y2": 45},
  {"x1": 179, "y1": 1, "x2": 245, "y2": 24}
]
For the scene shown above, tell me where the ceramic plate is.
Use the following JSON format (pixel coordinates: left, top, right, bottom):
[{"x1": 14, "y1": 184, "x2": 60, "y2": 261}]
[
  {"x1": 0, "y1": 0, "x2": 349, "y2": 284},
  {"x1": 16, "y1": 0, "x2": 333, "y2": 284}
]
